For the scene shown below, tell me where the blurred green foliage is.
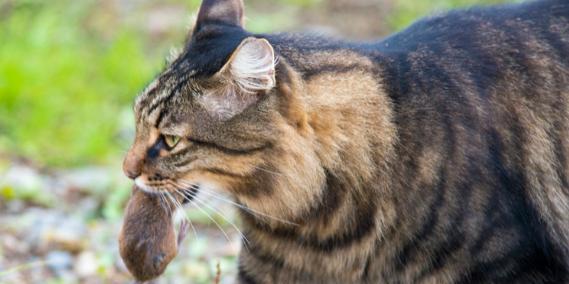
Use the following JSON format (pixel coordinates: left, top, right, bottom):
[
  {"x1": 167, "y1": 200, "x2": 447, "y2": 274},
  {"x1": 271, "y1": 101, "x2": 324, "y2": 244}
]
[
  {"x1": 0, "y1": 0, "x2": 515, "y2": 167},
  {"x1": 0, "y1": 0, "x2": 163, "y2": 166},
  {"x1": 388, "y1": 0, "x2": 518, "y2": 30},
  {"x1": 0, "y1": 184, "x2": 54, "y2": 206}
]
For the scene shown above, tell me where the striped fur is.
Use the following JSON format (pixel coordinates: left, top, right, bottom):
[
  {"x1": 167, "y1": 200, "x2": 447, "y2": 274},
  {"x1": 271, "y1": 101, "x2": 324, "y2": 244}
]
[{"x1": 123, "y1": 0, "x2": 569, "y2": 282}]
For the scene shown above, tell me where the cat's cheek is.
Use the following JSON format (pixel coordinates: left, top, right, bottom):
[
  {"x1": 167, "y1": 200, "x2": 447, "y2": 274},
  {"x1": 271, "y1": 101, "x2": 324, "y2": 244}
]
[
  {"x1": 198, "y1": 181, "x2": 232, "y2": 197},
  {"x1": 178, "y1": 171, "x2": 237, "y2": 195}
]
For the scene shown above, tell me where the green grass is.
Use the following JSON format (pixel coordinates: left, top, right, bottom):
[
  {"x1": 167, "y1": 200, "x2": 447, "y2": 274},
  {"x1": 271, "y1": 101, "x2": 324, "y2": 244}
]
[{"x1": 0, "y1": 1, "x2": 165, "y2": 166}]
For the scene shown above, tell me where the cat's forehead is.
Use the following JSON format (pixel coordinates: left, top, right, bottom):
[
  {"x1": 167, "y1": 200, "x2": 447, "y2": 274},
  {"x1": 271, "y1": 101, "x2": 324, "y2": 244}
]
[
  {"x1": 133, "y1": 71, "x2": 197, "y2": 125},
  {"x1": 135, "y1": 70, "x2": 178, "y2": 109},
  {"x1": 133, "y1": 24, "x2": 250, "y2": 125}
]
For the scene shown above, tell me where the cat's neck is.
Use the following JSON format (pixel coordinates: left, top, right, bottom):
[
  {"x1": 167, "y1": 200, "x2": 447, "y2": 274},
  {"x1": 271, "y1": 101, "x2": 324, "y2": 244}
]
[
  {"x1": 241, "y1": 48, "x2": 398, "y2": 235},
  {"x1": 237, "y1": 50, "x2": 398, "y2": 279}
]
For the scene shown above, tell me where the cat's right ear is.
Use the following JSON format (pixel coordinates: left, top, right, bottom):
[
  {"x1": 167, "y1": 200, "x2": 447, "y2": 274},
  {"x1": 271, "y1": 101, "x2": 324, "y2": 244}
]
[{"x1": 194, "y1": 0, "x2": 245, "y2": 32}]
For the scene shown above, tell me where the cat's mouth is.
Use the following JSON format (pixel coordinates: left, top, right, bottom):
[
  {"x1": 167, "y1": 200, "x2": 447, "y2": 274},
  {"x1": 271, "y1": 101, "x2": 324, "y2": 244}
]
[{"x1": 134, "y1": 175, "x2": 199, "y2": 204}]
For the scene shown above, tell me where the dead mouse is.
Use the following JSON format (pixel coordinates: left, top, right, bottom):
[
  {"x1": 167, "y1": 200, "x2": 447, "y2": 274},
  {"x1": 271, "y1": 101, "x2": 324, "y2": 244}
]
[{"x1": 119, "y1": 186, "x2": 189, "y2": 282}]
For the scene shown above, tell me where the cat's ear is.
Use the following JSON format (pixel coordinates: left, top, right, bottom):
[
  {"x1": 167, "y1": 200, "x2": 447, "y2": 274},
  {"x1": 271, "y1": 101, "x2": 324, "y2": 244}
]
[
  {"x1": 195, "y1": 0, "x2": 244, "y2": 31},
  {"x1": 224, "y1": 37, "x2": 276, "y2": 94},
  {"x1": 199, "y1": 37, "x2": 276, "y2": 120}
]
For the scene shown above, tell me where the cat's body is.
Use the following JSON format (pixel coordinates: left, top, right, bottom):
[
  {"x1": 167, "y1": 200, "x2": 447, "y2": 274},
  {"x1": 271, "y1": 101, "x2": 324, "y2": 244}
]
[{"x1": 123, "y1": 0, "x2": 569, "y2": 283}]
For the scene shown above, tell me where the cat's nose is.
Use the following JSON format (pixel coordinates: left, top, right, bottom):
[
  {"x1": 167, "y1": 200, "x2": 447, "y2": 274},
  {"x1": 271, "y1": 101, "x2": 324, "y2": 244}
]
[
  {"x1": 123, "y1": 151, "x2": 143, "y2": 180},
  {"x1": 123, "y1": 167, "x2": 140, "y2": 180}
]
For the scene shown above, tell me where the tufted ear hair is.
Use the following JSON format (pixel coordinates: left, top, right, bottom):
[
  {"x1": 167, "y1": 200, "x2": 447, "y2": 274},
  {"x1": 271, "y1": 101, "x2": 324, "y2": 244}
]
[
  {"x1": 198, "y1": 37, "x2": 277, "y2": 120},
  {"x1": 194, "y1": 0, "x2": 244, "y2": 32},
  {"x1": 223, "y1": 37, "x2": 276, "y2": 95}
]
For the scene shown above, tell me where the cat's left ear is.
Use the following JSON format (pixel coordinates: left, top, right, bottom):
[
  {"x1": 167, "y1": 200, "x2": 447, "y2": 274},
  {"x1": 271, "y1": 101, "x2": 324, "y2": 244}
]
[
  {"x1": 194, "y1": 0, "x2": 244, "y2": 32},
  {"x1": 200, "y1": 37, "x2": 276, "y2": 120},
  {"x1": 223, "y1": 37, "x2": 276, "y2": 94}
]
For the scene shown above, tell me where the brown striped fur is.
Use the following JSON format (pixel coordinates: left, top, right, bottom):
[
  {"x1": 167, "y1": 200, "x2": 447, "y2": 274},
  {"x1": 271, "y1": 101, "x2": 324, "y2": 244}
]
[{"x1": 122, "y1": 0, "x2": 569, "y2": 282}]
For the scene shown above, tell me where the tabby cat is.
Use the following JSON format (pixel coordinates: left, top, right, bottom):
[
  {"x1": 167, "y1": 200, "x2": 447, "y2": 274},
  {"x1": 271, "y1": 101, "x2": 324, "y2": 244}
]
[{"x1": 123, "y1": 0, "x2": 569, "y2": 282}]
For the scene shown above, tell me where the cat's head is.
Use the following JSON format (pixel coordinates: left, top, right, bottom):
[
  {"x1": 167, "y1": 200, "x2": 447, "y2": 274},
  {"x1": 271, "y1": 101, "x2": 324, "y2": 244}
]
[{"x1": 123, "y1": 0, "x2": 324, "y2": 220}]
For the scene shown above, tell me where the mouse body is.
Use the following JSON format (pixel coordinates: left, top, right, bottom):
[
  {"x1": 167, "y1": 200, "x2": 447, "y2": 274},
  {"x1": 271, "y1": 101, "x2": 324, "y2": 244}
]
[{"x1": 119, "y1": 186, "x2": 188, "y2": 282}]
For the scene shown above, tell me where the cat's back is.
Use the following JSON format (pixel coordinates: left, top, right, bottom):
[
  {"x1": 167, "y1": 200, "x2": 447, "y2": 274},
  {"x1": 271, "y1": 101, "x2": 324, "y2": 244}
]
[
  {"x1": 377, "y1": 0, "x2": 569, "y2": 96},
  {"x1": 379, "y1": 0, "x2": 569, "y2": 56},
  {"x1": 374, "y1": 0, "x2": 569, "y2": 130},
  {"x1": 267, "y1": 0, "x2": 569, "y2": 100}
]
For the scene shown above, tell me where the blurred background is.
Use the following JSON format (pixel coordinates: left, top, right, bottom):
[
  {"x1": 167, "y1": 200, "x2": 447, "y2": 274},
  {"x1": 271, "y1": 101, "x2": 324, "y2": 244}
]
[{"x1": 0, "y1": 0, "x2": 515, "y2": 283}]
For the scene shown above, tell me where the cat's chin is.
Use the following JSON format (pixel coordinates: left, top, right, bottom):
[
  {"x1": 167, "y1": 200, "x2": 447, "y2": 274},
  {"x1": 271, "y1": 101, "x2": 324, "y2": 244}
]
[{"x1": 134, "y1": 177, "x2": 161, "y2": 194}]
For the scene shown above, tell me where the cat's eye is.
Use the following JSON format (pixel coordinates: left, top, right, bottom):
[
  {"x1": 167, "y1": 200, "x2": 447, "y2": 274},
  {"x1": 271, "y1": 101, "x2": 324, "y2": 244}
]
[{"x1": 163, "y1": 135, "x2": 181, "y2": 149}]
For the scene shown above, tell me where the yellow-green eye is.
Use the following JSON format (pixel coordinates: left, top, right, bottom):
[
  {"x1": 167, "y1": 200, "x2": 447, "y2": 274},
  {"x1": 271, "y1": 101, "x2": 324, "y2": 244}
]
[{"x1": 163, "y1": 135, "x2": 181, "y2": 148}]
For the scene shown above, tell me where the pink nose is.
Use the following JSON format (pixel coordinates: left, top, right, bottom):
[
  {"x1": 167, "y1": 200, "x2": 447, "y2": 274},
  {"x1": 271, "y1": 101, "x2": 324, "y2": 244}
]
[{"x1": 123, "y1": 152, "x2": 143, "y2": 180}]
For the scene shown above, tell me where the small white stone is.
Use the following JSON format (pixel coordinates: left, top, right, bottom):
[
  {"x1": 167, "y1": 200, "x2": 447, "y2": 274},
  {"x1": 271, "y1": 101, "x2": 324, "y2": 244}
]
[{"x1": 74, "y1": 251, "x2": 98, "y2": 277}]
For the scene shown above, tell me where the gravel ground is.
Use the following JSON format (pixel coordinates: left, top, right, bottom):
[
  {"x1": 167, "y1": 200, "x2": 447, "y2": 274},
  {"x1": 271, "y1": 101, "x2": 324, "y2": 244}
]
[{"x1": 0, "y1": 160, "x2": 242, "y2": 283}]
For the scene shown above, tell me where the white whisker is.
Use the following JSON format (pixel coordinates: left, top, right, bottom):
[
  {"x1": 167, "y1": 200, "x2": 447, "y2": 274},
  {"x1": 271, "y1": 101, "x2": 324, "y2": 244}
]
[
  {"x1": 155, "y1": 187, "x2": 172, "y2": 217},
  {"x1": 158, "y1": 191, "x2": 171, "y2": 216},
  {"x1": 165, "y1": 189, "x2": 199, "y2": 240},
  {"x1": 174, "y1": 179, "x2": 298, "y2": 226},
  {"x1": 164, "y1": 189, "x2": 178, "y2": 217},
  {"x1": 251, "y1": 165, "x2": 284, "y2": 177},
  {"x1": 197, "y1": 187, "x2": 299, "y2": 226},
  {"x1": 190, "y1": 193, "x2": 250, "y2": 248},
  {"x1": 172, "y1": 190, "x2": 233, "y2": 243}
]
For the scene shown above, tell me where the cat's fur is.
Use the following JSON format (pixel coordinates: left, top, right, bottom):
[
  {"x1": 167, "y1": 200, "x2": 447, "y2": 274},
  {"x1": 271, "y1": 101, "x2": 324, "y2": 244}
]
[{"x1": 123, "y1": 0, "x2": 569, "y2": 282}]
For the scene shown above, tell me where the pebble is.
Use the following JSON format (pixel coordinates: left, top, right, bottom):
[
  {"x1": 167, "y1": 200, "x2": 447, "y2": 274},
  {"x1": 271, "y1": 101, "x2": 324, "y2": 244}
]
[
  {"x1": 1, "y1": 234, "x2": 29, "y2": 254},
  {"x1": 75, "y1": 251, "x2": 98, "y2": 277},
  {"x1": 0, "y1": 164, "x2": 54, "y2": 206},
  {"x1": 23, "y1": 209, "x2": 87, "y2": 254},
  {"x1": 0, "y1": 165, "x2": 44, "y2": 191},
  {"x1": 46, "y1": 250, "x2": 74, "y2": 274}
]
